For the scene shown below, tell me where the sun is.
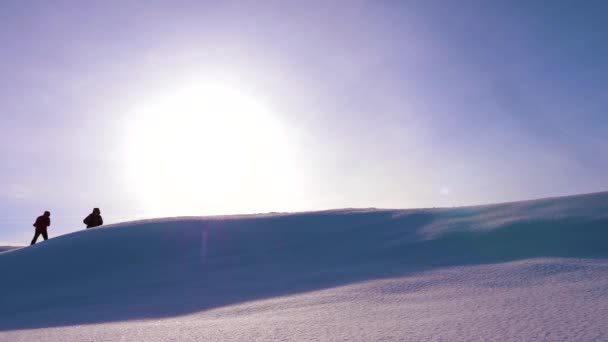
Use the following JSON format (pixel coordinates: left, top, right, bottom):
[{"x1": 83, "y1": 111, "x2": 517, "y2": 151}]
[{"x1": 121, "y1": 82, "x2": 302, "y2": 216}]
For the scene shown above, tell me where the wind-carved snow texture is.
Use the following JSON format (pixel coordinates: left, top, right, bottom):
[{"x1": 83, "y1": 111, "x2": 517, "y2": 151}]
[{"x1": 1, "y1": 192, "x2": 608, "y2": 341}]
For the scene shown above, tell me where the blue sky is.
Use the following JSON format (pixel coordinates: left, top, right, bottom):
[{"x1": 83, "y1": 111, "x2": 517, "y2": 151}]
[{"x1": 1, "y1": 0, "x2": 608, "y2": 244}]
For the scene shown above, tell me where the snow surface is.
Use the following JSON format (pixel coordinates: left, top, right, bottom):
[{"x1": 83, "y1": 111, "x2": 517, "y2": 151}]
[{"x1": 1, "y1": 192, "x2": 608, "y2": 341}]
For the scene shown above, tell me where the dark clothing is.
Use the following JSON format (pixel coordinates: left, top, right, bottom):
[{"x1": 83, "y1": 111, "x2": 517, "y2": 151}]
[
  {"x1": 31, "y1": 229, "x2": 48, "y2": 245},
  {"x1": 84, "y1": 213, "x2": 103, "y2": 228},
  {"x1": 31, "y1": 215, "x2": 50, "y2": 245},
  {"x1": 33, "y1": 215, "x2": 50, "y2": 230}
]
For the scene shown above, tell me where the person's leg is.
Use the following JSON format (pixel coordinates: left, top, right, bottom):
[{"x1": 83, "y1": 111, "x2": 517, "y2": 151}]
[
  {"x1": 31, "y1": 231, "x2": 41, "y2": 245},
  {"x1": 42, "y1": 230, "x2": 48, "y2": 241}
]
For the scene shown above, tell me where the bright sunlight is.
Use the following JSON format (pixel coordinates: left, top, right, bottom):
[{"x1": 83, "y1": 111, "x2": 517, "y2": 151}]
[{"x1": 121, "y1": 81, "x2": 303, "y2": 216}]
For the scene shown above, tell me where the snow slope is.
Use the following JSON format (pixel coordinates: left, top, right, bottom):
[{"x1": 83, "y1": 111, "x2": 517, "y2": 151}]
[{"x1": 1, "y1": 192, "x2": 608, "y2": 341}]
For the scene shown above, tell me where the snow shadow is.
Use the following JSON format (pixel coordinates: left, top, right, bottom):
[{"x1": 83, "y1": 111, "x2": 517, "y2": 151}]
[{"x1": 1, "y1": 192, "x2": 607, "y2": 330}]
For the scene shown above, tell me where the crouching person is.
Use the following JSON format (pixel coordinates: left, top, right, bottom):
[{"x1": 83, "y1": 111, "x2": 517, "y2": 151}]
[
  {"x1": 31, "y1": 211, "x2": 51, "y2": 245},
  {"x1": 84, "y1": 207, "x2": 103, "y2": 229}
]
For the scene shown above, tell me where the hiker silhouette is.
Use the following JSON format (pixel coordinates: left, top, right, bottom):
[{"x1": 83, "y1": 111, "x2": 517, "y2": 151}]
[
  {"x1": 30, "y1": 211, "x2": 51, "y2": 245},
  {"x1": 83, "y1": 208, "x2": 103, "y2": 229}
]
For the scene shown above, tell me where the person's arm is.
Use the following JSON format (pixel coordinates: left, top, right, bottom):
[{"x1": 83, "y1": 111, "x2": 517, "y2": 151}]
[{"x1": 99, "y1": 216, "x2": 103, "y2": 226}]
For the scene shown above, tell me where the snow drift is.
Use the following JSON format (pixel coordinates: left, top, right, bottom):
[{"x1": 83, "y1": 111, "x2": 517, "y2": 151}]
[{"x1": 1, "y1": 192, "x2": 608, "y2": 341}]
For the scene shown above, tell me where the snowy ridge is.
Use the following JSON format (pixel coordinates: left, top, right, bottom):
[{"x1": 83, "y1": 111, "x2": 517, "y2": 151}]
[{"x1": 1, "y1": 192, "x2": 608, "y2": 341}]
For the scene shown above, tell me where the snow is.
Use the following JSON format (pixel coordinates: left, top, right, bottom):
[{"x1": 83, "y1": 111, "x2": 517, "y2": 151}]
[
  {"x1": 1, "y1": 192, "x2": 608, "y2": 341},
  {"x1": 0, "y1": 246, "x2": 20, "y2": 254}
]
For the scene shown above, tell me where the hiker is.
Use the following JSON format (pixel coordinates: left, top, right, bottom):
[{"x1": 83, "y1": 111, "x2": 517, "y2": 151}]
[
  {"x1": 83, "y1": 207, "x2": 103, "y2": 228},
  {"x1": 31, "y1": 211, "x2": 51, "y2": 245}
]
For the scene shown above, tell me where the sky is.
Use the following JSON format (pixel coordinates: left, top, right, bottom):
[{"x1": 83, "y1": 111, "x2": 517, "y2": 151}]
[{"x1": 1, "y1": 0, "x2": 608, "y2": 244}]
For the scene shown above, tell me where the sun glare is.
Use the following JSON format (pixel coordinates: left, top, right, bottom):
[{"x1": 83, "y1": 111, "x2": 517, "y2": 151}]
[{"x1": 121, "y1": 82, "x2": 302, "y2": 216}]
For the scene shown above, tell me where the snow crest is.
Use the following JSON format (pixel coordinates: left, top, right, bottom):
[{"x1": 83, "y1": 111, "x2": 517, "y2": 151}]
[{"x1": 1, "y1": 192, "x2": 608, "y2": 341}]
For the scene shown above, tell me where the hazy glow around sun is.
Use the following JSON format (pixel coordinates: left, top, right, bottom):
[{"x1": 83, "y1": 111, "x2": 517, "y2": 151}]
[{"x1": 121, "y1": 81, "x2": 304, "y2": 216}]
